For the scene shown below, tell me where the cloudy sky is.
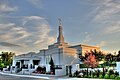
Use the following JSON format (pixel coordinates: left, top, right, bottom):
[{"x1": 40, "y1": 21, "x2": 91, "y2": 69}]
[{"x1": 0, "y1": 0, "x2": 120, "y2": 55}]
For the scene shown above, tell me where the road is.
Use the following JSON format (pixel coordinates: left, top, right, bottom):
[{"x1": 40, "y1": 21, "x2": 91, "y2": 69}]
[{"x1": 0, "y1": 74, "x2": 48, "y2": 80}]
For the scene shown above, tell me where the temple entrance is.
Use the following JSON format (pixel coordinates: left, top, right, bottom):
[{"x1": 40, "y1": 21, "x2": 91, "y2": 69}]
[
  {"x1": 33, "y1": 60, "x2": 40, "y2": 65},
  {"x1": 15, "y1": 61, "x2": 22, "y2": 73},
  {"x1": 16, "y1": 62, "x2": 20, "y2": 68}
]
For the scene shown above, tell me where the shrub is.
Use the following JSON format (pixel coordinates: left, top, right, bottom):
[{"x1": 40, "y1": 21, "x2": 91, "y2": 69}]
[
  {"x1": 74, "y1": 70, "x2": 79, "y2": 77},
  {"x1": 69, "y1": 74, "x2": 72, "y2": 77},
  {"x1": 115, "y1": 71, "x2": 119, "y2": 77},
  {"x1": 88, "y1": 76, "x2": 92, "y2": 78},
  {"x1": 110, "y1": 75, "x2": 115, "y2": 79},
  {"x1": 108, "y1": 69, "x2": 114, "y2": 75},
  {"x1": 94, "y1": 75, "x2": 97, "y2": 78},
  {"x1": 115, "y1": 76, "x2": 120, "y2": 80},
  {"x1": 92, "y1": 72, "x2": 96, "y2": 78},
  {"x1": 84, "y1": 75, "x2": 88, "y2": 78},
  {"x1": 104, "y1": 74, "x2": 109, "y2": 79},
  {"x1": 99, "y1": 74, "x2": 103, "y2": 79}
]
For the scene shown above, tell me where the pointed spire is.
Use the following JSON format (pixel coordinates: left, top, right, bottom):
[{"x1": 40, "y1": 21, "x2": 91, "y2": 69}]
[
  {"x1": 58, "y1": 18, "x2": 62, "y2": 26},
  {"x1": 57, "y1": 18, "x2": 64, "y2": 44}
]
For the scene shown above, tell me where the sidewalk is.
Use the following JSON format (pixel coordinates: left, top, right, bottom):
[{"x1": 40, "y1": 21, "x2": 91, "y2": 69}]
[
  {"x1": 0, "y1": 71, "x2": 50, "y2": 79},
  {"x1": 0, "y1": 71, "x2": 111, "y2": 80}
]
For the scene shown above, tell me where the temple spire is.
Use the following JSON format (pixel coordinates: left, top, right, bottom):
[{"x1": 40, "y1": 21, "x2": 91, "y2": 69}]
[
  {"x1": 58, "y1": 18, "x2": 62, "y2": 26},
  {"x1": 57, "y1": 18, "x2": 64, "y2": 44}
]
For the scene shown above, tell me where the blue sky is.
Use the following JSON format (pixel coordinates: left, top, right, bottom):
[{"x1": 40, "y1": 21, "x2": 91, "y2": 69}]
[{"x1": 0, "y1": 0, "x2": 120, "y2": 55}]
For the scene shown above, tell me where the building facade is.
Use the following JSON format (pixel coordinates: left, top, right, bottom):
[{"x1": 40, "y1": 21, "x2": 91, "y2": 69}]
[{"x1": 12, "y1": 19, "x2": 100, "y2": 76}]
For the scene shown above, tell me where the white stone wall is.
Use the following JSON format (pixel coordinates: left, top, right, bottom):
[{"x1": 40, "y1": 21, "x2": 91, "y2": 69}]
[
  {"x1": 55, "y1": 66, "x2": 66, "y2": 76},
  {"x1": 12, "y1": 56, "x2": 16, "y2": 66},
  {"x1": 72, "y1": 64, "x2": 79, "y2": 74},
  {"x1": 63, "y1": 48, "x2": 78, "y2": 65},
  {"x1": 52, "y1": 52, "x2": 63, "y2": 65},
  {"x1": 46, "y1": 64, "x2": 50, "y2": 72},
  {"x1": 116, "y1": 62, "x2": 120, "y2": 76},
  {"x1": 39, "y1": 56, "x2": 45, "y2": 66}
]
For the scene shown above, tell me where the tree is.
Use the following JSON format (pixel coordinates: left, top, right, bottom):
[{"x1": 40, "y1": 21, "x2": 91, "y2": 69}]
[
  {"x1": 84, "y1": 52, "x2": 98, "y2": 76},
  {"x1": 79, "y1": 55, "x2": 85, "y2": 62},
  {"x1": 96, "y1": 51, "x2": 105, "y2": 61},
  {"x1": 49, "y1": 57, "x2": 55, "y2": 74},
  {"x1": 0, "y1": 52, "x2": 15, "y2": 68},
  {"x1": 105, "y1": 53, "x2": 113, "y2": 62},
  {"x1": 84, "y1": 49, "x2": 105, "y2": 62},
  {"x1": 117, "y1": 50, "x2": 120, "y2": 61},
  {"x1": 49, "y1": 57, "x2": 54, "y2": 67},
  {"x1": 118, "y1": 50, "x2": 120, "y2": 54},
  {"x1": 84, "y1": 53, "x2": 98, "y2": 68}
]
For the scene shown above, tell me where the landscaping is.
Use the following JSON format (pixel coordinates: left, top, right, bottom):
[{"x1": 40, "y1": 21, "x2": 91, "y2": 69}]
[
  {"x1": 71, "y1": 50, "x2": 120, "y2": 79},
  {"x1": 33, "y1": 57, "x2": 55, "y2": 75},
  {"x1": 72, "y1": 69, "x2": 119, "y2": 79}
]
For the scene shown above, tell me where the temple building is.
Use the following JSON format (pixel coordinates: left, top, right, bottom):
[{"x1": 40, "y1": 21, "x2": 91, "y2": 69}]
[{"x1": 12, "y1": 19, "x2": 100, "y2": 76}]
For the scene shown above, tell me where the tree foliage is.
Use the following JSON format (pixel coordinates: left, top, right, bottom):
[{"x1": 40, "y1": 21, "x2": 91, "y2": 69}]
[
  {"x1": 49, "y1": 57, "x2": 54, "y2": 67},
  {"x1": 84, "y1": 51, "x2": 98, "y2": 68},
  {"x1": 80, "y1": 49, "x2": 105, "y2": 62},
  {"x1": 0, "y1": 52, "x2": 15, "y2": 68},
  {"x1": 117, "y1": 50, "x2": 120, "y2": 61}
]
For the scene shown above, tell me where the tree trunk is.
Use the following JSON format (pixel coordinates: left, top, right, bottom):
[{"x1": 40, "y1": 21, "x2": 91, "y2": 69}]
[
  {"x1": 87, "y1": 67, "x2": 88, "y2": 76},
  {"x1": 102, "y1": 66, "x2": 105, "y2": 78}
]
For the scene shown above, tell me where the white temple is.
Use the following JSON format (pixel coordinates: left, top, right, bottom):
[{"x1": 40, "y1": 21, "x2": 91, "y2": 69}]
[{"x1": 12, "y1": 19, "x2": 100, "y2": 76}]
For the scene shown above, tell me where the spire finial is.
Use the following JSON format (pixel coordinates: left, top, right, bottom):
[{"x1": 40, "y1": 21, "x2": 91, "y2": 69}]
[
  {"x1": 58, "y1": 17, "x2": 62, "y2": 26},
  {"x1": 57, "y1": 17, "x2": 64, "y2": 44}
]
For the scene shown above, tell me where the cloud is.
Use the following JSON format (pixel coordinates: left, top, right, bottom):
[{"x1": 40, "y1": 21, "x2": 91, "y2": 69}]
[
  {"x1": 89, "y1": 0, "x2": 120, "y2": 35},
  {"x1": 83, "y1": 32, "x2": 92, "y2": 44},
  {"x1": 33, "y1": 23, "x2": 56, "y2": 47},
  {"x1": 22, "y1": 16, "x2": 44, "y2": 25},
  {"x1": 24, "y1": 16, "x2": 44, "y2": 20},
  {"x1": 0, "y1": 23, "x2": 31, "y2": 42},
  {"x1": 0, "y1": 3, "x2": 17, "y2": 14},
  {"x1": 0, "y1": 42, "x2": 21, "y2": 47},
  {"x1": 97, "y1": 41, "x2": 107, "y2": 47},
  {"x1": 0, "y1": 23, "x2": 15, "y2": 29},
  {"x1": 104, "y1": 22, "x2": 120, "y2": 34},
  {"x1": 88, "y1": 0, "x2": 119, "y2": 21},
  {"x1": 0, "y1": 15, "x2": 56, "y2": 55},
  {"x1": 91, "y1": 0, "x2": 120, "y2": 21},
  {"x1": 28, "y1": 0, "x2": 43, "y2": 8}
]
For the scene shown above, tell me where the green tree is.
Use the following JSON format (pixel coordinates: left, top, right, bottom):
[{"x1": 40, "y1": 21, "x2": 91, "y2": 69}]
[
  {"x1": 49, "y1": 57, "x2": 54, "y2": 67},
  {"x1": 117, "y1": 50, "x2": 120, "y2": 61},
  {"x1": 49, "y1": 57, "x2": 55, "y2": 74},
  {"x1": 0, "y1": 52, "x2": 15, "y2": 68}
]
